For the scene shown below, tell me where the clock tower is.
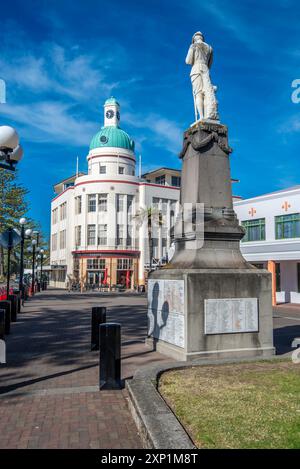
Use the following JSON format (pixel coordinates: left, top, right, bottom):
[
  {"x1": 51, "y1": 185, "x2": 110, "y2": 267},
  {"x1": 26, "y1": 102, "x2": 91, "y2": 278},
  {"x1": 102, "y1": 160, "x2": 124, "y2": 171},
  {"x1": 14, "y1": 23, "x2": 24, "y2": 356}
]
[{"x1": 104, "y1": 97, "x2": 120, "y2": 127}]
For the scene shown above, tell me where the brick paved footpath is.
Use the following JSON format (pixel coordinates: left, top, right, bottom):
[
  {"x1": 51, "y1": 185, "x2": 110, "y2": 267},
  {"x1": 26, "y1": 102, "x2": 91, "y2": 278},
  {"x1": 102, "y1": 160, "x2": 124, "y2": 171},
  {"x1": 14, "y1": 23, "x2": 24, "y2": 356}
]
[{"x1": 0, "y1": 289, "x2": 170, "y2": 449}]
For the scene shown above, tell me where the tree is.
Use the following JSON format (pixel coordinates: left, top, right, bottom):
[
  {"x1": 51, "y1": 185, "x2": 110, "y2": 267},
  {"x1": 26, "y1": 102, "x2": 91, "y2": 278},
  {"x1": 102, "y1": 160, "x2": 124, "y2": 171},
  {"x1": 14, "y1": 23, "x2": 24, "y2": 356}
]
[
  {"x1": 0, "y1": 168, "x2": 28, "y2": 277},
  {"x1": 134, "y1": 207, "x2": 163, "y2": 271}
]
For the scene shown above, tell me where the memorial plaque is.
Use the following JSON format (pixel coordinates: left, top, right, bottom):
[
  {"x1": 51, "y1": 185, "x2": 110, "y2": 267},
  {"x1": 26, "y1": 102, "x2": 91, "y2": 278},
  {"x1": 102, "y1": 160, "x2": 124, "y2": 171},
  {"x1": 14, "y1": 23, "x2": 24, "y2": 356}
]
[
  {"x1": 148, "y1": 279, "x2": 185, "y2": 348},
  {"x1": 205, "y1": 298, "x2": 258, "y2": 335}
]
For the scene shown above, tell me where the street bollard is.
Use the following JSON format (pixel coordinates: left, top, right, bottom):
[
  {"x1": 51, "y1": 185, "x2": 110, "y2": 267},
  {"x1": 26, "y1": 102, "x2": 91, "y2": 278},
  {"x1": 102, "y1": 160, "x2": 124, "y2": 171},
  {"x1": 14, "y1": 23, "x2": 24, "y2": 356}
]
[
  {"x1": 13, "y1": 290, "x2": 21, "y2": 313},
  {"x1": 0, "y1": 301, "x2": 11, "y2": 335},
  {"x1": 0, "y1": 309, "x2": 6, "y2": 364},
  {"x1": 8, "y1": 295, "x2": 17, "y2": 322},
  {"x1": 0, "y1": 309, "x2": 5, "y2": 339},
  {"x1": 99, "y1": 323, "x2": 121, "y2": 390},
  {"x1": 91, "y1": 306, "x2": 106, "y2": 351}
]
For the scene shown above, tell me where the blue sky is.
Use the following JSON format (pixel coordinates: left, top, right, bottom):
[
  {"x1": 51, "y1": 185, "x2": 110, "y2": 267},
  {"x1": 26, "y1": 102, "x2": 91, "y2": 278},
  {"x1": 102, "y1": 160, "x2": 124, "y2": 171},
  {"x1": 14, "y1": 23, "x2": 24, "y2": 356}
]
[{"x1": 0, "y1": 0, "x2": 300, "y2": 238}]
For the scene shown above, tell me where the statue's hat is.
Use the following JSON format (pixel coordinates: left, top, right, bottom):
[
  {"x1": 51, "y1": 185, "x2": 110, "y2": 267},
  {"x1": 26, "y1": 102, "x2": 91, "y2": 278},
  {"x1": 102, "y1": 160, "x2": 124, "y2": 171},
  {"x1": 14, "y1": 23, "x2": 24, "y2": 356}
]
[{"x1": 192, "y1": 31, "x2": 204, "y2": 42}]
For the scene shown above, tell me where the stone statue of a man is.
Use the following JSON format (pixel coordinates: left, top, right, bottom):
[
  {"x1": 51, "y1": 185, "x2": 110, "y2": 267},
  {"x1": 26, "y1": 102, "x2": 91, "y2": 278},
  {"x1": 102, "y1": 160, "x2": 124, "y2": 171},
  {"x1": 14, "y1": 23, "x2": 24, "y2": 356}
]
[{"x1": 186, "y1": 32, "x2": 219, "y2": 122}]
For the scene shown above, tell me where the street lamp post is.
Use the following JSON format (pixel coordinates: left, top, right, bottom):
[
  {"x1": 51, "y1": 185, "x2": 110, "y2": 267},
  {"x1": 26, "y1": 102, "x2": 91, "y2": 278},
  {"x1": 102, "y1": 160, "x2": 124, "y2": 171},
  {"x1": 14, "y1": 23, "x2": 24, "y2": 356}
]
[
  {"x1": 0, "y1": 126, "x2": 23, "y2": 171},
  {"x1": 19, "y1": 220, "x2": 32, "y2": 299},
  {"x1": 39, "y1": 249, "x2": 44, "y2": 290},
  {"x1": 31, "y1": 239, "x2": 37, "y2": 295}
]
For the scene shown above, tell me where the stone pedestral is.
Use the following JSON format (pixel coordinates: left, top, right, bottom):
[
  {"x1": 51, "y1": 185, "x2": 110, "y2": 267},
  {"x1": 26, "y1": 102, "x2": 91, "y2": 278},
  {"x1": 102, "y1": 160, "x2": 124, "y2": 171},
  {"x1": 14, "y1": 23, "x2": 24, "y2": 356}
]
[{"x1": 147, "y1": 122, "x2": 275, "y2": 361}]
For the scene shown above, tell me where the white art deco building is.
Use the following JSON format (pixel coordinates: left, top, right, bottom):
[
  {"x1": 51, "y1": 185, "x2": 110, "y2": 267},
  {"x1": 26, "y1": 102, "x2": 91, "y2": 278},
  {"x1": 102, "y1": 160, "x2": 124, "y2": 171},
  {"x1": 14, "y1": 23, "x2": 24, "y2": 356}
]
[
  {"x1": 234, "y1": 186, "x2": 300, "y2": 305},
  {"x1": 50, "y1": 98, "x2": 180, "y2": 289}
]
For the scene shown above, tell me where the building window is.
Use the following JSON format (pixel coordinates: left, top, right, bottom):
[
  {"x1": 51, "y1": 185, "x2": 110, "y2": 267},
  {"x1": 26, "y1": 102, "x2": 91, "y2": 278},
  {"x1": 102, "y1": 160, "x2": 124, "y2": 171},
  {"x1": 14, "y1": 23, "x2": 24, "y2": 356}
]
[
  {"x1": 152, "y1": 197, "x2": 160, "y2": 210},
  {"x1": 171, "y1": 176, "x2": 181, "y2": 187},
  {"x1": 88, "y1": 194, "x2": 96, "y2": 212},
  {"x1": 117, "y1": 258, "x2": 133, "y2": 270},
  {"x1": 119, "y1": 166, "x2": 124, "y2": 174},
  {"x1": 127, "y1": 195, "x2": 134, "y2": 218},
  {"x1": 59, "y1": 230, "x2": 66, "y2": 249},
  {"x1": 117, "y1": 194, "x2": 125, "y2": 212},
  {"x1": 276, "y1": 263, "x2": 281, "y2": 292},
  {"x1": 155, "y1": 175, "x2": 165, "y2": 185},
  {"x1": 51, "y1": 233, "x2": 57, "y2": 251},
  {"x1": 52, "y1": 208, "x2": 58, "y2": 224},
  {"x1": 100, "y1": 165, "x2": 106, "y2": 174},
  {"x1": 98, "y1": 224, "x2": 107, "y2": 246},
  {"x1": 87, "y1": 259, "x2": 106, "y2": 270},
  {"x1": 127, "y1": 225, "x2": 133, "y2": 247},
  {"x1": 275, "y1": 213, "x2": 300, "y2": 239},
  {"x1": 117, "y1": 224, "x2": 124, "y2": 246},
  {"x1": 75, "y1": 196, "x2": 82, "y2": 214},
  {"x1": 241, "y1": 218, "x2": 266, "y2": 242},
  {"x1": 87, "y1": 224, "x2": 96, "y2": 245},
  {"x1": 75, "y1": 225, "x2": 81, "y2": 246},
  {"x1": 60, "y1": 202, "x2": 67, "y2": 220},
  {"x1": 98, "y1": 193, "x2": 107, "y2": 212}
]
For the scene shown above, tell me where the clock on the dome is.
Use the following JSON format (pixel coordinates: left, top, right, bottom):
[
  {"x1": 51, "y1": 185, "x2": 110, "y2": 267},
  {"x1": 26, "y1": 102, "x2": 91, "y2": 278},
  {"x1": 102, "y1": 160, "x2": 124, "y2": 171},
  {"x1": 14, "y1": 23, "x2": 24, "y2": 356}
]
[
  {"x1": 117, "y1": 111, "x2": 120, "y2": 120},
  {"x1": 106, "y1": 109, "x2": 114, "y2": 119}
]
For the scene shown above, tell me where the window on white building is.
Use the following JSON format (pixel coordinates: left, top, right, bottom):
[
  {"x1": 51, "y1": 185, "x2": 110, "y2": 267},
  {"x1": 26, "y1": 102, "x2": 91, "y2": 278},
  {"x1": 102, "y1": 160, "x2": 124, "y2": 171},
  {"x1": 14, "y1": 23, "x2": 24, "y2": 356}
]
[
  {"x1": 100, "y1": 165, "x2": 106, "y2": 174},
  {"x1": 127, "y1": 195, "x2": 134, "y2": 215},
  {"x1": 75, "y1": 196, "x2": 82, "y2": 214},
  {"x1": 52, "y1": 208, "x2": 58, "y2": 225},
  {"x1": 242, "y1": 218, "x2": 266, "y2": 242},
  {"x1": 60, "y1": 202, "x2": 67, "y2": 220},
  {"x1": 98, "y1": 224, "x2": 107, "y2": 246},
  {"x1": 275, "y1": 213, "x2": 300, "y2": 239},
  {"x1": 171, "y1": 176, "x2": 181, "y2": 187},
  {"x1": 117, "y1": 224, "x2": 124, "y2": 246},
  {"x1": 117, "y1": 194, "x2": 125, "y2": 212},
  {"x1": 59, "y1": 230, "x2": 66, "y2": 249},
  {"x1": 87, "y1": 224, "x2": 96, "y2": 245},
  {"x1": 87, "y1": 258, "x2": 106, "y2": 270},
  {"x1": 98, "y1": 194, "x2": 107, "y2": 212},
  {"x1": 127, "y1": 225, "x2": 133, "y2": 247},
  {"x1": 155, "y1": 175, "x2": 165, "y2": 185},
  {"x1": 75, "y1": 225, "x2": 81, "y2": 246},
  {"x1": 119, "y1": 166, "x2": 124, "y2": 174},
  {"x1": 51, "y1": 233, "x2": 57, "y2": 251},
  {"x1": 117, "y1": 258, "x2": 133, "y2": 270},
  {"x1": 88, "y1": 194, "x2": 96, "y2": 212}
]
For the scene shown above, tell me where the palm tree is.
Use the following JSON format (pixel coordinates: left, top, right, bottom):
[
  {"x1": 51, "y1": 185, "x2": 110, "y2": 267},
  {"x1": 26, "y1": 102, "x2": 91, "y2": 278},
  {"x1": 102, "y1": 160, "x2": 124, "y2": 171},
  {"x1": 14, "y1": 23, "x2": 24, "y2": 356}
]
[{"x1": 134, "y1": 207, "x2": 163, "y2": 271}]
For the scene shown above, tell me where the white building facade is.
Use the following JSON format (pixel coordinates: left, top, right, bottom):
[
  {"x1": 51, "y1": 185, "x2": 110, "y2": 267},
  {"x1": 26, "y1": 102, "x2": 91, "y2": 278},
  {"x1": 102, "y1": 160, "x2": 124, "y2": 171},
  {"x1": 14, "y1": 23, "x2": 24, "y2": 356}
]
[
  {"x1": 234, "y1": 186, "x2": 300, "y2": 304},
  {"x1": 50, "y1": 98, "x2": 180, "y2": 289}
]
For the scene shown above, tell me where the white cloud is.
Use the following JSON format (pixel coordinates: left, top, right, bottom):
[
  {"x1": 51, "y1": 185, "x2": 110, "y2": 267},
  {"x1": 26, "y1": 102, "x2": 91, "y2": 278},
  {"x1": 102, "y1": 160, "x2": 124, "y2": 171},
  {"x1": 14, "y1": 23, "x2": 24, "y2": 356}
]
[
  {"x1": 277, "y1": 115, "x2": 300, "y2": 134},
  {"x1": 123, "y1": 111, "x2": 182, "y2": 155},
  {"x1": 0, "y1": 101, "x2": 98, "y2": 147}
]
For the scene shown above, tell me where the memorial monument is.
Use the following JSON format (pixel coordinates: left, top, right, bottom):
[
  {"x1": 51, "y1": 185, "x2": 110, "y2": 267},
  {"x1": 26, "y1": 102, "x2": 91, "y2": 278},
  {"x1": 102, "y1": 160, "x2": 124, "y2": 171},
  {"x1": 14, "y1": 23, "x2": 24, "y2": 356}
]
[{"x1": 147, "y1": 31, "x2": 275, "y2": 361}]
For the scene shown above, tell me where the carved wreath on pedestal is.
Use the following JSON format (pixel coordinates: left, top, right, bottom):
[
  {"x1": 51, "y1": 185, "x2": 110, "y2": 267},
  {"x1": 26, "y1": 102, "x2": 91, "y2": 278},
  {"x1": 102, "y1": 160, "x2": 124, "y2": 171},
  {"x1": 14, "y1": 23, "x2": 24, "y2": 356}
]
[{"x1": 179, "y1": 122, "x2": 232, "y2": 158}]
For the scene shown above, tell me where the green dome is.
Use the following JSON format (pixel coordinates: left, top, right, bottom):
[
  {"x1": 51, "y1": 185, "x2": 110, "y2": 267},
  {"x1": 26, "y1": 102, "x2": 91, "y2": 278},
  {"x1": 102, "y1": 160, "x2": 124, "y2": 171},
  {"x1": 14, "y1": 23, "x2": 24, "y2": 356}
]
[
  {"x1": 105, "y1": 97, "x2": 120, "y2": 106},
  {"x1": 90, "y1": 126, "x2": 135, "y2": 152}
]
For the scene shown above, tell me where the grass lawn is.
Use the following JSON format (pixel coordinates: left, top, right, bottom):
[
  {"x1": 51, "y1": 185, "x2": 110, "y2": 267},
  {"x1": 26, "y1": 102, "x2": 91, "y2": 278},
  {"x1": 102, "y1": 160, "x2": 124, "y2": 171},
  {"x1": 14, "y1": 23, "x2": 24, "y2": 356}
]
[{"x1": 158, "y1": 360, "x2": 300, "y2": 449}]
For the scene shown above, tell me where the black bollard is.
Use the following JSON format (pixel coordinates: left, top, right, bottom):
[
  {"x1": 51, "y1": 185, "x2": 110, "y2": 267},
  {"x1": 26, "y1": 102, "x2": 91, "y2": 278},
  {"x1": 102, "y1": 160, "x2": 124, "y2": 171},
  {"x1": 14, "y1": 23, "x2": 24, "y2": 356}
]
[
  {"x1": 8, "y1": 295, "x2": 17, "y2": 322},
  {"x1": 0, "y1": 301, "x2": 11, "y2": 335},
  {"x1": 0, "y1": 309, "x2": 5, "y2": 364},
  {"x1": 91, "y1": 306, "x2": 106, "y2": 351},
  {"x1": 0, "y1": 309, "x2": 5, "y2": 340},
  {"x1": 99, "y1": 323, "x2": 121, "y2": 390},
  {"x1": 13, "y1": 290, "x2": 21, "y2": 313}
]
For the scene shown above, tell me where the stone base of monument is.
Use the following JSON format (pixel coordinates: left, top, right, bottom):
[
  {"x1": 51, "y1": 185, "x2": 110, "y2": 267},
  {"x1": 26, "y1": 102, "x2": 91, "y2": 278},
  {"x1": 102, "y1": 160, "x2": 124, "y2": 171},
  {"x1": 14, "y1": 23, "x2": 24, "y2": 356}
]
[{"x1": 147, "y1": 268, "x2": 275, "y2": 362}]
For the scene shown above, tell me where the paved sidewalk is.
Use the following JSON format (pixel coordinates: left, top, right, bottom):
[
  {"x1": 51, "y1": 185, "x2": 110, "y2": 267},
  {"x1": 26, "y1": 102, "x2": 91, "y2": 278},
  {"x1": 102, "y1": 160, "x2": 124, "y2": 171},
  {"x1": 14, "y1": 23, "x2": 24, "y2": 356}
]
[{"x1": 0, "y1": 289, "x2": 170, "y2": 449}]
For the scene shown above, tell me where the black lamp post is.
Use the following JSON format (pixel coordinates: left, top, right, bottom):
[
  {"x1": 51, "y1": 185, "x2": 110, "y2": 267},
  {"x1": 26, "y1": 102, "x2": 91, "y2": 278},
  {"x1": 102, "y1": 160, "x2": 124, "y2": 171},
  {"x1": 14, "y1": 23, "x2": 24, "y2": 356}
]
[
  {"x1": 28, "y1": 239, "x2": 37, "y2": 295},
  {"x1": 39, "y1": 249, "x2": 44, "y2": 289},
  {"x1": 18, "y1": 218, "x2": 32, "y2": 299}
]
